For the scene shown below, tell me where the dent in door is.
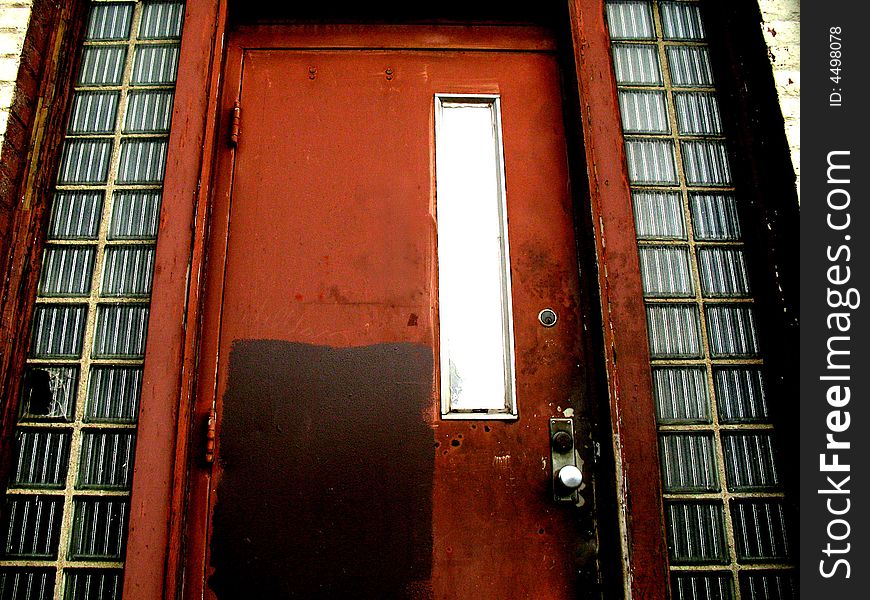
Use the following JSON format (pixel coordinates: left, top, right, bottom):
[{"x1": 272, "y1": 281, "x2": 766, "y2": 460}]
[{"x1": 208, "y1": 340, "x2": 434, "y2": 599}]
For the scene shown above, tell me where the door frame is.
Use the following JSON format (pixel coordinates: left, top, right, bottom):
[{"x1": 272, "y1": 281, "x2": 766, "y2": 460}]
[{"x1": 122, "y1": 1, "x2": 670, "y2": 598}]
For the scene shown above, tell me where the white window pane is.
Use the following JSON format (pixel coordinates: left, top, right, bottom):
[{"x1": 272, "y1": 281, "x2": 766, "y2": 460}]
[
  {"x1": 682, "y1": 140, "x2": 732, "y2": 186},
  {"x1": 632, "y1": 191, "x2": 687, "y2": 239},
  {"x1": 606, "y1": 1, "x2": 655, "y2": 40},
  {"x1": 667, "y1": 46, "x2": 714, "y2": 87},
  {"x1": 698, "y1": 247, "x2": 750, "y2": 297},
  {"x1": 639, "y1": 246, "x2": 694, "y2": 297},
  {"x1": 612, "y1": 43, "x2": 663, "y2": 85},
  {"x1": 690, "y1": 193, "x2": 742, "y2": 240},
  {"x1": 625, "y1": 139, "x2": 678, "y2": 184},
  {"x1": 674, "y1": 92, "x2": 722, "y2": 135},
  {"x1": 38, "y1": 246, "x2": 95, "y2": 296},
  {"x1": 131, "y1": 44, "x2": 179, "y2": 85},
  {"x1": 619, "y1": 90, "x2": 670, "y2": 133},
  {"x1": 84, "y1": 3, "x2": 133, "y2": 41},
  {"x1": 646, "y1": 304, "x2": 703, "y2": 358},
  {"x1": 661, "y1": 2, "x2": 706, "y2": 40},
  {"x1": 705, "y1": 305, "x2": 759, "y2": 357},
  {"x1": 659, "y1": 433, "x2": 719, "y2": 492},
  {"x1": 652, "y1": 367, "x2": 710, "y2": 423},
  {"x1": 68, "y1": 91, "x2": 119, "y2": 134},
  {"x1": 58, "y1": 140, "x2": 113, "y2": 184},
  {"x1": 435, "y1": 96, "x2": 516, "y2": 418},
  {"x1": 78, "y1": 46, "x2": 127, "y2": 86},
  {"x1": 666, "y1": 501, "x2": 727, "y2": 564},
  {"x1": 714, "y1": 367, "x2": 768, "y2": 423},
  {"x1": 109, "y1": 191, "x2": 161, "y2": 239},
  {"x1": 138, "y1": 1, "x2": 185, "y2": 39}
]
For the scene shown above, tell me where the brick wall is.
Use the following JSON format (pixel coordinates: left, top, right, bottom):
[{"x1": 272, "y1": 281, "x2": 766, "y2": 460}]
[
  {"x1": 757, "y1": 0, "x2": 800, "y2": 200},
  {"x1": 0, "y1": 1, "x2": 32, "y2": 156}
]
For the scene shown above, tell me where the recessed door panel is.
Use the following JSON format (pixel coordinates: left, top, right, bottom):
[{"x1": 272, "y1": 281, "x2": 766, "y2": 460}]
[{"x1": 189, "y1": 28, "x2": 599, "y2": 599}]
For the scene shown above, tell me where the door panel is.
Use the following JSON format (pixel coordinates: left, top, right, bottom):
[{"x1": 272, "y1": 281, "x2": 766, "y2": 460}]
[{"x1": 190, "y1": 28, "x2": 596, "y2": 599}]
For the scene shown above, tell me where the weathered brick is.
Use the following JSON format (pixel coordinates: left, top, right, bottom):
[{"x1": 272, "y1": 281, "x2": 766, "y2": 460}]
[{"x1": 0, "y1": 6, "x2": 31, "y2": 31}]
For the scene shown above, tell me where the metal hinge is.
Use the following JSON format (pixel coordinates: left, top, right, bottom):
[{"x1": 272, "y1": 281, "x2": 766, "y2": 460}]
[
  {"x1": 229, "y1": 100, "x2": 241, "y2": 146},
  {"x1": 204, "y1": 406, "x2": 217, "y2": 464}
]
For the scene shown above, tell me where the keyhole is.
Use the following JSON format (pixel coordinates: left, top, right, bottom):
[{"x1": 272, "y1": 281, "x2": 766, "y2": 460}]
[{"x1": 538, "y1": 308, "x2": 557, "y2": 327}]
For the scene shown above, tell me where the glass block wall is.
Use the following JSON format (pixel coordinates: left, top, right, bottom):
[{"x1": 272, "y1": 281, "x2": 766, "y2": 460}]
[
  {"x1": 604, "y1": 2, "x2": 797, "y2": 598},
  {"x1": 0, "y1": 2, "x2": 184, "y2": 598}
]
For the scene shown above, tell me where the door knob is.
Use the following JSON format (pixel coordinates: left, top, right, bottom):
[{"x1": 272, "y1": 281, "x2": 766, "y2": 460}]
[
  {"x1": 556, "y1": 465, "x2": 583, "y2": 491},
  {"x1": 549, "y1": 417, "x2": 582, "y2": 502}
]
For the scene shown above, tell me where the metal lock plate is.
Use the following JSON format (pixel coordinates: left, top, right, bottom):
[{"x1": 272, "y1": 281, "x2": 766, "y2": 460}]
[{"x1": 549, "y1": 417, "x2": 581, "y2": 502}]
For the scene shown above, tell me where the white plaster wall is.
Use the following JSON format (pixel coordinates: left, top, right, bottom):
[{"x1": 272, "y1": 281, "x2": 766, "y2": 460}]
[
  {"x1": 0, "y1": 0, "x2": 32, "y2": 157},
  {"x1": 757, "y1": 0, "x2": 801, "y2": 200}
]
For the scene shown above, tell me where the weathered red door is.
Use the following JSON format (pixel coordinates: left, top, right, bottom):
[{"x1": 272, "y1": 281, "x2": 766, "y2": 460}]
[{"x1": 187, "y1": 25, "x2": 603, "y2": 599}]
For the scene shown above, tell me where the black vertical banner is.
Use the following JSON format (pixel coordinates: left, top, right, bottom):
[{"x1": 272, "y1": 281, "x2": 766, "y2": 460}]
[{"x1": 802, "y1": 2, "x2": 869, "y2": 597}]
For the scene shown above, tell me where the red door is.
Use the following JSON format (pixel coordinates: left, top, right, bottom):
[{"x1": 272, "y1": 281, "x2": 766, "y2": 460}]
[{"x1": 187, "y1": 25, "x2": 603, "y2": 599}]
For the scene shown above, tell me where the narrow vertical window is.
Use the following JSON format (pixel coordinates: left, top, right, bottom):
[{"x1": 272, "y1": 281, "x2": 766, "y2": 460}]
[
  {"x1": 0, "y1": 2, "x2": 185, "y2": 597},
  {"x1": 606, "y1": 1, "x2": 795, "y2": 597},
  {"x1": 434, "y1": 95, "x2": 517, "y2": 419}
]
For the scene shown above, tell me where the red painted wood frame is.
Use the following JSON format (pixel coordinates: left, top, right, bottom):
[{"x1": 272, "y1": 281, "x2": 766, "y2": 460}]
[{"x1": 120, "y1": 1, "x2": 670, "y2": 598}]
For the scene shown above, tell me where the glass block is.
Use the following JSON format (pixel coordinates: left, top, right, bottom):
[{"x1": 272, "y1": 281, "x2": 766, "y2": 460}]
[
  {"x1": 739, "y1": 571, "x2": 797, "y2": 600},
  {"x1": 659, "y1": 433, "x2": 719, "y2": 492},
  {"x1": 131, "y1": 44, "x2": 180, "y2": 85},
  {"x1": 672, "y1": 572, "x2": 734, "y2": 600},
  {"x1": 109, "y1": 191, "x2": 161, "y2": 239},
  {"x1": 632, "y1": 191, "x2": 686, "y2": 239},
  {"x1": 19, "y1": 366, "x2": 78, "y2": 421},
  {"x1": 69, "y1": 499, "x2": 128, "y2": 560},
  {"x1": 722, "y1": 432, "x2": 780, "y2": 491},
  {"x1": 64, "y1": 570, "x2": 123, "y2": 600},
  {"x1": 38, "y1": 246, "x2": 95, "y2": 297},
  {"x1": 605, "y1": 1, "x2": 654, "y2": 40},
  {"x1": 57, "y1": 140, "x2": 113, "y2": 184},
  {"x1": 29, "y1": 305, "x2": 88, "y2": 359},
  {"x1": 77, "y1": 46, "x2": 127, "y2": 86},
  {"x1": 674, "y1": 92, "x2": 722, "y2": 135},
  {"x1": 667, "y1": 46, "x2": 714, "y2": 87},
  {"x1": 0, "y1": 568, "x2": 56, "y2": 600},
  {"x1": 11, "y1": 429, "x2": 71, "y2": 488},
  {"x1": 714, "y1": 367, "x2": 769, "y2": 422},
  {"x1": 86, "y1": 367, "x2": 142, "y2": 423},
  {"x1": 661, "y1": 2, "x2": 707, "y2": 40},
  {"x1": 681, "y1": 141, "x2": 732, "y2": 186},
  {"x1": 666, "y1": 501, "x2": 727, "y2": 564},
  {"x1": 731, "y1": 500, "x2": 792, "y2": 561},
  {"x1": 48, "y1": 192, "x2": 104, "y2": 240},
  {"x1": 612, "y1": 44, "x2": 662, "y2": 85},
  {"x1": 84, "y1": 3, "x2": 134, "y2": 41},
  {"x1": 78, "y1": 431, "x2": 136, "y2": 489},
  {"x1": 706, "y1": 305, "x2": 759, "y2": 357},
  {"x1": 625, "y1": 139, "x2": 678, "y2": 184},
  {"x1": 0, "y1": 496, "x2": 64, "y2": 559},
  {"x1": 638, "y1": 246, "x2": 694, "y2": 297},
  {"x1": 691, "y1": 194, "x2": 742, "y2": 240},
  {"x1": 646, "y1": 304, "x2": 702, "y2": 358},
  {"x1": 652, "y1": 367, "x2": 710, "y2": 423},
  {"x1": 124, "y1": 90, "x2": 174, "y2": 133},
  {"x1": 618, "y1": 90, "x2": 669, "y2": 133},
  {"x1": 67, "y1": 91, "x2": 119, "y2": 134},
  {"x1": 139, "y1": 2, "x2": 185, "y2": 39},
  {"x1": 101, "y1": 246, "x2": 155, "y2": 296},
  {"x1": 92, "y1": 305, "x2": 149, "y2": 358},
  {"x1": 117, "y1": 139, "x2": 168, "y2": 184},
  {"x1": 698, "y1": 247, "x2": 750, "y2": 297}
]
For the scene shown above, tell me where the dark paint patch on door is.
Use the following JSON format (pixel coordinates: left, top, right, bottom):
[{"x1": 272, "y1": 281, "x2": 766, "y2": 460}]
[{"x1": 208, "y1": 340, "x2": 434, "y2": 599}]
